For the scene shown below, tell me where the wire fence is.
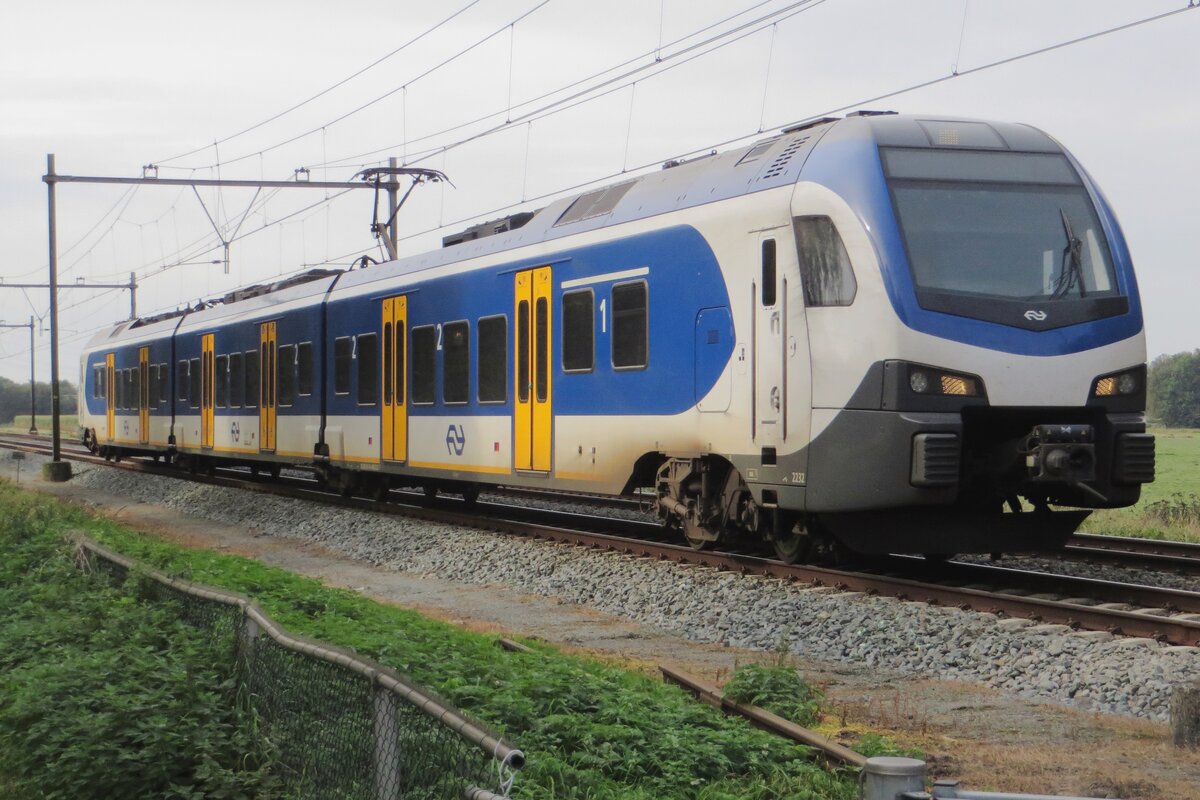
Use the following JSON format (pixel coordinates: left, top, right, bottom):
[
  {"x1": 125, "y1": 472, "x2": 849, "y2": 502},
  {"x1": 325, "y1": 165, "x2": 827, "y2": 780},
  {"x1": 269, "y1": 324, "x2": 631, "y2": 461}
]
[{"x1": 73, "y1": 534, "x2": 523, "y2": 800}]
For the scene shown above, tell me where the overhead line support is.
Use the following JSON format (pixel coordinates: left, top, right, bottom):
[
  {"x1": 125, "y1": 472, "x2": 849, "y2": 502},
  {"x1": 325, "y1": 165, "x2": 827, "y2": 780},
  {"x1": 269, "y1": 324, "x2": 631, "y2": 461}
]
[{"x1": 41, "y1": 155, "x2": 441, "y2": 475}]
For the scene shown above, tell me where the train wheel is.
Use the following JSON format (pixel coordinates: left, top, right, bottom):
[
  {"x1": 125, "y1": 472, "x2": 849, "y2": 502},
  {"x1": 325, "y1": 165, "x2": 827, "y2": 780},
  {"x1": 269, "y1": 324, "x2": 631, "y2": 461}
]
[
  {"x1": 423, "y1": 485, "x2": 438, "y2": 500},
  {"x1": 772, "y1": 532, "x2": 812, "y2": 564},
  {"x1": 461, "y1": 485, "x2": 480, "y2": 506}
]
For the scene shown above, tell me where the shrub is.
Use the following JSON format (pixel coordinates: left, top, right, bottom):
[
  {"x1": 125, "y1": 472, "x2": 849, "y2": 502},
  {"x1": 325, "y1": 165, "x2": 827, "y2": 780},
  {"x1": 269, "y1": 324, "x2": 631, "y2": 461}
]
[{"x1": 722, "y1": 664, "x2": 824, "y2": 728}]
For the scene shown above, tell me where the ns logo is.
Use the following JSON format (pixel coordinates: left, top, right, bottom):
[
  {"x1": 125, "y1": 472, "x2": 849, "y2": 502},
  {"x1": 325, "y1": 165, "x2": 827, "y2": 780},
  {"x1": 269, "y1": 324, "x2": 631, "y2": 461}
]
[
  {"x1": 1024, "y1": 309, "x2": 1048, "y2": 322},
  {"x1": 445, "y1": 424, "x2": 466, "y2": 456}
]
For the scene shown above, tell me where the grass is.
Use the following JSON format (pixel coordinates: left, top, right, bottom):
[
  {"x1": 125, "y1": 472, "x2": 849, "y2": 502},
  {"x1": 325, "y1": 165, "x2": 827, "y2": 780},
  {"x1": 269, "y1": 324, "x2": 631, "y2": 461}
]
[
  {"x1": 0, "y1": 482, "x2": 279, "y2": 799},
  {"x1": 0, "y1": 480, "x2": 856, "y2": 800},
  {"x1": 0, "y1": 415, "x2": 77, "y2": 434},
  {"x1": 1082, "y1": 427, "x2": 1200, "y2": 543}
]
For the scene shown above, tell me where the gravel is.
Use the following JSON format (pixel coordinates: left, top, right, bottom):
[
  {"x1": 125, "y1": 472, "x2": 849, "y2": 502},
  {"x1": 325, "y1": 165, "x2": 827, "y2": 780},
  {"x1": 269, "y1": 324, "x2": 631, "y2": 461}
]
[
  {"x1": 957, "y1": 552, "x2": 1199, "y2": 594},
  {"x1": 56, "y1": 464, "x2": 1200, "y2": 721}
]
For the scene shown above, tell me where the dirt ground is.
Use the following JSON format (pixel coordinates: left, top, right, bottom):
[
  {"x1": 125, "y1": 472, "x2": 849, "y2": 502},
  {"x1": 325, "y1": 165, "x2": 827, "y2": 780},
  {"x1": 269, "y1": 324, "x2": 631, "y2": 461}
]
[{"x1": 8, "y1": 459, "x2": 1200, "y2": 799}]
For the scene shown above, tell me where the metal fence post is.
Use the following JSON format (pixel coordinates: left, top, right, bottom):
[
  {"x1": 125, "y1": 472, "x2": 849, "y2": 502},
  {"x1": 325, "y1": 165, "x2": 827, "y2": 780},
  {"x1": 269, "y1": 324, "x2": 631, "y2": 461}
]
[{"x1": 373, "y1": 684, "x2": 402, "y2": 800}]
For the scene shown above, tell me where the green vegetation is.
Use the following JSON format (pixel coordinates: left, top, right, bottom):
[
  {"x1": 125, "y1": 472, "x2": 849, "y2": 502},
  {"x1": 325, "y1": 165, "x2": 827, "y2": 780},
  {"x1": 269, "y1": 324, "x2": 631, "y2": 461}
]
[
  {"x1": 723, "y1": 664, "x2": 823, "y2": 728},
  {"x1": 0, "y1": 482, "x2": 278, "y2": 799},
  {"x1": 0, "y1": 481, "x2": 854, "y2": 799},
  {"x1": 0, "y1": 414, "x2": 78, "y2": 434},
  {"x1": 1084, "y1": 427, "x2": 1200, "y2": 542},
  {"x1": 0, "y1": 378, "x2": 77, "y2": 426},
  {"x1": 722, "y1": 664, "x2": 922, "y2": 762},
  {"x1": 1148, "y1": 350, "x2": 1200, "y2": 428}
]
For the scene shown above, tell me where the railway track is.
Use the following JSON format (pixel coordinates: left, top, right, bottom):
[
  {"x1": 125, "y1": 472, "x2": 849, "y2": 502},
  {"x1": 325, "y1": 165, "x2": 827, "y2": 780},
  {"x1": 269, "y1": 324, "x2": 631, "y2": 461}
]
[{"x1": 3, "y1": 432, "x2": 1199, "y2": 646}]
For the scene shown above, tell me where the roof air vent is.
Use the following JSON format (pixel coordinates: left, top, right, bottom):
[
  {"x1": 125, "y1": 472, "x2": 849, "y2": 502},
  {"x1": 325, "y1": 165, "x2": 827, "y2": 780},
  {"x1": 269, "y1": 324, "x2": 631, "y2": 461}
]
[
  {"x1": 759, "y1": 135, "x2": 809, "y2": 180},
  {"x1": 554, "y1": 181, "x2": 636, "y2": 227}
]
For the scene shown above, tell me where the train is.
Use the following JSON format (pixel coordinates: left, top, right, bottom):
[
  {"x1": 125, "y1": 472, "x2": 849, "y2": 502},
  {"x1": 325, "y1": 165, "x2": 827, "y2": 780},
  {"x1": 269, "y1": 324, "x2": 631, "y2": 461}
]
[{"x1": 78, "y1": 112, "x2": 1156, "y2": 561}]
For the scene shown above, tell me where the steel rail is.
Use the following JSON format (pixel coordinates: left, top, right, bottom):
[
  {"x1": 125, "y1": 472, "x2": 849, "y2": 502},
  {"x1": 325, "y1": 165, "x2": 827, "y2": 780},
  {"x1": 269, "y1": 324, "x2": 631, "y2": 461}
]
[{"x1": 3, "y1": 434, "x2": 1198, "y2": 646}]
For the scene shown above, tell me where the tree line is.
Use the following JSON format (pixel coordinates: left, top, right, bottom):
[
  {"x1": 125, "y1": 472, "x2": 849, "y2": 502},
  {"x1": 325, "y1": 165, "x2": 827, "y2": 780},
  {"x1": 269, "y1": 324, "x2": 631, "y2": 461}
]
[
  {"x1": 0, "y1": 376, "x2": 77, "y2": 423},
  {"x1": 1149, "y1": 350, "x2": 1200, "y2": 428}
]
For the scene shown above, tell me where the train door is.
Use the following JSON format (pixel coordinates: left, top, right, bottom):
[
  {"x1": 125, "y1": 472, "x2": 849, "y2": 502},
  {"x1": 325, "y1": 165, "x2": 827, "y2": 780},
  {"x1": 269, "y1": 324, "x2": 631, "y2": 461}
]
[
  {"x1": 381, "y1": 296, "x2": 407, "y2": 462},
  {"x1": 105, "y1": 352, "x2": 115, "y2": 442},
  {"x1": 259, "y1": 322, "x2": 277, "y2": 452},
  {"x1": 138, "y1": 346, "x2": 149, "y2": 445},
  {"x1": 201, "y1": 334, "x2": 215, "y2": 449},
  {"x1": 514, "y1": 267, "x2": 553, "y2": 472},
  {"x1": 753, "y1": 237, "x2": 785, "y2": 447}
]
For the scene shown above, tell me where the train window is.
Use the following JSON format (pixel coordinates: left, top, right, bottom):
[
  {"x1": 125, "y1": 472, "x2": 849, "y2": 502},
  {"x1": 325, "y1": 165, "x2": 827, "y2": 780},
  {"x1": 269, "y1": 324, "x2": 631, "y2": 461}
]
[
  {"x1": 562, "y1": 290, "x2": 594, "y2": 372},
  {"x1": 158, "y1": 363, "x2": 168, "y2": 404},
  {"x1": 611, "y1": 281, "x2": 648, "y2": 369},
  {"x1": 535, "y1": 299, "x2": 549, "y2": 401},
  {"x1": 148, "y1": 365, "x2": 158, "y2": 405},
  {"x1": 410, "y1": 326, "x2": 435, "y2": 405},
  {"x1": 178, "y1": 360, "x2": 189, "y2": 402},
  {"x1": 229, "y1": 352, "x2": 244, "y2": 408},
  {"x1": 244, "y1": 350, "x2": 259, "y2": 409},
  {"x1": 442, "y1": 321, "x2": 469, "y2": 404},
  {"x1": 134, "y1": 367, "x2": 142, "y2": 410},
  {"x1": 278, "y1": 345, "x2": 296, "y2": 407},
  {"x1": 761, "y1": 239, "x2": 777, "y2": 307},
  {"x1": 126, "y1": 369, "x2": 136, "y2": 410},
  {"x1": 383, "y1": 322, "x2": 393, "y2": 406},
  {"x1": 92, "y1": 366, "x2": 101, "y2": 399},
  {"x1": 214, "y1": 355, "x2": 229, "y2": 408},
  {"x1": 477, "y1": 315, "x2": 506, "y2": 403},
  {"x1": 334, "y1": 337, "x2": 352, "y2": 395},
  {"x1": 794, "y1": 216, "x2": 856, "y2": 307},
  {"x1": 356, "y1": 333, "x2": 378, "y2": 405},
  {"x1": 188, "y1": 358, "x2": 201, "y2": 409},
  {"x1": 115, "y1": 368, "x2": 124, "y2": 410},
  {"x1": 297, "y1": 342, "x2": 313, "y2": 396},
  {"x1": 517, "y1": 302, "x2": 529, "y2": 403}
]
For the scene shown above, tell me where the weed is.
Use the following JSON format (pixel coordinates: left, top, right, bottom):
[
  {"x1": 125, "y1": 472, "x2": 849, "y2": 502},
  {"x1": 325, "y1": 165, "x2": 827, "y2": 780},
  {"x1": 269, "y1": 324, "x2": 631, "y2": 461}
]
[{"x1": 723, "y1": 664, "x2": 824, "y2": 728}]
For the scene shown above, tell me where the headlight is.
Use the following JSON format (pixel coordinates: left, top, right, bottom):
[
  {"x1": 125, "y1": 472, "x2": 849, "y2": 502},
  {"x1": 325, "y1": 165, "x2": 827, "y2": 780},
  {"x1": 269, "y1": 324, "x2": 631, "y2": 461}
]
[
  {"x1": 1093, "y1": 368, "x2": 1140, "y2": 397},
  {"x1": 908, "y1": 364, "x2": 982, "y2": 397}
]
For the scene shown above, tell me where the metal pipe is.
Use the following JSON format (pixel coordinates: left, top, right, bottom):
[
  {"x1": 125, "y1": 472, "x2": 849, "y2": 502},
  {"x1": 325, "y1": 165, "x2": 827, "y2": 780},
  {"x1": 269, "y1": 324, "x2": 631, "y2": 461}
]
[
  {"x1": 660, "y1": 665, "x2": 868, "y2": 767},
  {"x1": 28, "y1": 316, "x2": 35, "y2": 434},
  {"x1": 45, "y1": 154, "x2": 60, "y2": 462}
]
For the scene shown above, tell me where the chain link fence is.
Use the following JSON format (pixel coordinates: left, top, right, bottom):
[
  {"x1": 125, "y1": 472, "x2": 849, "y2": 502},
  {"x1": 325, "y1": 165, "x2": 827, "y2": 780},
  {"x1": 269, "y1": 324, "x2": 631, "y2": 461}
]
[{"x1": 74, "y1": 535, "x2": 523, "y2": 800}]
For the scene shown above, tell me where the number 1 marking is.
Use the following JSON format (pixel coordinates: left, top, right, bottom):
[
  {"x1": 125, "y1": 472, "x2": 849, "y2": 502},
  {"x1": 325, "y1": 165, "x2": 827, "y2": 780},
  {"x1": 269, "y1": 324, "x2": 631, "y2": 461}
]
[{"x1": 599, "y1": 299, "x2": 607, "y2": 333}]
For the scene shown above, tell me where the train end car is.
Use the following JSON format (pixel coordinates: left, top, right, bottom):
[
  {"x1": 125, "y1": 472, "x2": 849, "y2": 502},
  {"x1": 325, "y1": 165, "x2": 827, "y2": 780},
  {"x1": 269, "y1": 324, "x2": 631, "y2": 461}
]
[{"x1": 77, "y1": 111, "x2": 1155, "y2": 562}]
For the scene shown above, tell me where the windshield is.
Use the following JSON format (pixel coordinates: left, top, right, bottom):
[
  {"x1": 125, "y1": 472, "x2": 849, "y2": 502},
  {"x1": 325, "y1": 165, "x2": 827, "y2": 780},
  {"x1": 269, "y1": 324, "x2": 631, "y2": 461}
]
[{"x1": 882, "y1": 148, "x2": 1125, "y2": 328}]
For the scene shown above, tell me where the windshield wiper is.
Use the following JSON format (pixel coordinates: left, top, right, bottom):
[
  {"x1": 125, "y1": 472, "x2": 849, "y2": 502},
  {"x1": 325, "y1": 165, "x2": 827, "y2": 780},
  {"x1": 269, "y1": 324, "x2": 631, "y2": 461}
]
[{"x1": 1051, "y1": 208, "x2": 1087, "y2": 299}]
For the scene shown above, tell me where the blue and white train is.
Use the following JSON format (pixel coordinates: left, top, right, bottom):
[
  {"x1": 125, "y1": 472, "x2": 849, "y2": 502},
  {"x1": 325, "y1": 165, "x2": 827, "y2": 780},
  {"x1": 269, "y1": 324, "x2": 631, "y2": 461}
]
[{"x1": 78, "y1": 112, "x2": 1155, "y2": 560}]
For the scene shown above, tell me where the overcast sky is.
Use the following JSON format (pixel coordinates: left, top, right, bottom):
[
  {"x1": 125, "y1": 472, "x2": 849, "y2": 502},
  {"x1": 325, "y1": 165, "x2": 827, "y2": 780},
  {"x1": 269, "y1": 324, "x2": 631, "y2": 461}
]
[{"x1": 1, "y1": 0, "x2": 1197, "y2": 384}]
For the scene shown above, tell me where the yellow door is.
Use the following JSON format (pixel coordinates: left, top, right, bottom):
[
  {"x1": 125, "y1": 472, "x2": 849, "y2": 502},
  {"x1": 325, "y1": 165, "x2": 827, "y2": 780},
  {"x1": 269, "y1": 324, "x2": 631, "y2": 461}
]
[
  {"x1": 105, "y1": 353, "x2": 115, "y2": 442},
  {"x1": 514, "y1": 267, "x2": 553, "y2": 472},
  {"x1": 259, "y1": 322, "x2": 277, "y2": 452},
  {"x1": 201, "y1": 334, "x2": 215, "y2": 449},
  {"x1": 138, "y1": 347, "x2": 149, "y2": 444},
  {"x1": 382, "y1": 296, "x2": 407, "y2": 462}
]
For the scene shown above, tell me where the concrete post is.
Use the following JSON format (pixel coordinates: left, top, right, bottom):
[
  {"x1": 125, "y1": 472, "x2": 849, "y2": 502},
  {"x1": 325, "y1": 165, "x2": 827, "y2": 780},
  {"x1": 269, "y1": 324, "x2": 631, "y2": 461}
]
[
  {"x1": 1171, "y1": 680, "x2": 1200, "y2": 747},
  {"x1": 860, "y1": 757, "x2": 927, "y2": 800}
]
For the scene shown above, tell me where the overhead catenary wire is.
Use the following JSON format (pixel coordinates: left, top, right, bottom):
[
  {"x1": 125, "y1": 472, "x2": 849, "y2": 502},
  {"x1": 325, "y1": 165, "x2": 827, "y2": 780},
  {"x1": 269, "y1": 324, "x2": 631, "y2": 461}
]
[
  {"x1": 306, "y1": 0, "x2": 814, "y2": 171},
  {"x1": 172, "y1": 0, "x2": 554, "y2": 172},
  {"x1": 151, "y1": 0, "x2": 488, "y2": 165},
  {"x1": 379, "y1": 0, "x2": 1197, "y2": 251},
  {"x1": 11, "y1": 2, "x2": 1195, "y2": 376}
]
